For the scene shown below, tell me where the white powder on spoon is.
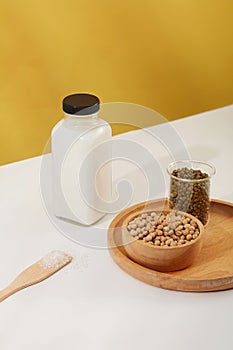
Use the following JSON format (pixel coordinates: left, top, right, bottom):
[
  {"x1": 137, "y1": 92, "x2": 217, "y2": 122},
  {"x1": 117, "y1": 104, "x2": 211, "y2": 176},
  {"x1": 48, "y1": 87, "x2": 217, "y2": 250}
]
[{"x1": 39, "y1": 250, "x2": 71, "y2": 269}]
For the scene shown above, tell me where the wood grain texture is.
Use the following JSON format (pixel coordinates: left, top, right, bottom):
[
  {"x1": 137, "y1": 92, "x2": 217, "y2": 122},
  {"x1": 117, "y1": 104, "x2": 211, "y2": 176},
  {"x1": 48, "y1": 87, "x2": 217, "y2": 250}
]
[
  {"x1": 0, "y1": 255, "x2": 72, "y2": 302},
  {"x1": 108, "y1": 198, "x2": 233, "y2": 292}
]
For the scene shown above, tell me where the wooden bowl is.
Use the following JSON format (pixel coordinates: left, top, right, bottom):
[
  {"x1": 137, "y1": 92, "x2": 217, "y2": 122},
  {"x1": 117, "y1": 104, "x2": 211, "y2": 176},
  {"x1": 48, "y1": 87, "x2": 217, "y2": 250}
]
[{"x1": 122, "y1": 210, "x2": 204, "y2": 272}]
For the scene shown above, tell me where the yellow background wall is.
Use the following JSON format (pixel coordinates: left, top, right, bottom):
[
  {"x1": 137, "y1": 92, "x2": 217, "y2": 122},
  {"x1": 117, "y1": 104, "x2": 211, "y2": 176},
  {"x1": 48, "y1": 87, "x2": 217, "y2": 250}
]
[{"x1": 1, "y1": 0, "x2": 232, "y2": 165}]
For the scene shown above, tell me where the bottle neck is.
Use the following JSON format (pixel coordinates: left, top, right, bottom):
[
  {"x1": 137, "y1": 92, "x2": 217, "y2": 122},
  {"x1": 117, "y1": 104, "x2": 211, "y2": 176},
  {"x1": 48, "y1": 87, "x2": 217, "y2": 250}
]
[{"x1": 64, "y1": 112, "x2": 99, "y2": 120}]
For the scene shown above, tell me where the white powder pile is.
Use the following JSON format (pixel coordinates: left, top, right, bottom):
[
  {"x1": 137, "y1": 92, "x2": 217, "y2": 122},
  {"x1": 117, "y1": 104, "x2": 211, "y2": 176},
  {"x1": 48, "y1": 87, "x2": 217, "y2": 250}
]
[{"x1": 39, "y1": 250, "x2": 71, "y2": 269}]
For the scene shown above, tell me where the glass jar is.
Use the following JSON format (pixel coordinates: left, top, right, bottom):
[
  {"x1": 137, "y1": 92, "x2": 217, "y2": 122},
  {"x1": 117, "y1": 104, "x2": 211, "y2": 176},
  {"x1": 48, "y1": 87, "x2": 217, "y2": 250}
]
[
  {"x1": 167, "y1": 160, "x2": 216, "y2": 225},
  {"x1": 52, "y1": 93, "x2": 112, "y2": 226}
]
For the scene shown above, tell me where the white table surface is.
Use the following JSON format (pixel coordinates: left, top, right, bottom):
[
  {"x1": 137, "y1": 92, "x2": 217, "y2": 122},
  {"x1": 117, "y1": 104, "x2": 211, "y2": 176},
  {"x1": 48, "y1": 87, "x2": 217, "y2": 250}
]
[{"x1": 1, "y1": 105, "x2": 233, "y2": 350}]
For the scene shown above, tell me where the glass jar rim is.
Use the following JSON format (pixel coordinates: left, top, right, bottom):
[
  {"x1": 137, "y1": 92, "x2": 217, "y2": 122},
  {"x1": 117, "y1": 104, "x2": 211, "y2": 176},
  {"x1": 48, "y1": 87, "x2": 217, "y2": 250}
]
[{"x1": 167, "y1": 160, "x2": 216, "y2": 183}]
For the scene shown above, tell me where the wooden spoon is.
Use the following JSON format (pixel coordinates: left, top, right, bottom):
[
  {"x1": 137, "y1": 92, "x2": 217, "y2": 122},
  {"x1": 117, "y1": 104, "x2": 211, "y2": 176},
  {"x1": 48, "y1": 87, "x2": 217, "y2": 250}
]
[{"x1": 0, "y1": 251, "x2": 72, "y2": 303}]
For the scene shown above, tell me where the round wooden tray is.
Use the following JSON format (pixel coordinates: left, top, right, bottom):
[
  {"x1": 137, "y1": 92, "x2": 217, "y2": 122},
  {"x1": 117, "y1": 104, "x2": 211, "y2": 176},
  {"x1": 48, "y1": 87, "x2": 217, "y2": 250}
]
[{"x1": 108, "y1": 198, "x2": 233, "y2": 292}]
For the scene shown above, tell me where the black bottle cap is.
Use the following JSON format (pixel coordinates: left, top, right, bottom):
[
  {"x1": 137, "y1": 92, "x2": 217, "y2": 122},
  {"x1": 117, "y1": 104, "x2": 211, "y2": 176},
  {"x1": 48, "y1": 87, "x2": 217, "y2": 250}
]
[{"x1": 62, "y1": 93, "x2": 100, "y2": 115}]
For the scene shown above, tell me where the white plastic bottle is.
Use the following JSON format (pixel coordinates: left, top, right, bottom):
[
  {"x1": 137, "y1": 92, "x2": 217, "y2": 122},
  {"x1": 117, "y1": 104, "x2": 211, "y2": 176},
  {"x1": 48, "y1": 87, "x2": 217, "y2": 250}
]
[{"x1": 51, "y1": 93, "x2": 112, "y2": 226}]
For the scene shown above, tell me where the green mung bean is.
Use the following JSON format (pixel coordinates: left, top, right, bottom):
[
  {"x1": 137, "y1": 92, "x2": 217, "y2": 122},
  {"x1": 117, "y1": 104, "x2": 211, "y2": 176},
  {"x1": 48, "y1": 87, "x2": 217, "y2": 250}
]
[{"x1": 169, "y1": 167, "x2": 210, "y2": 225}]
